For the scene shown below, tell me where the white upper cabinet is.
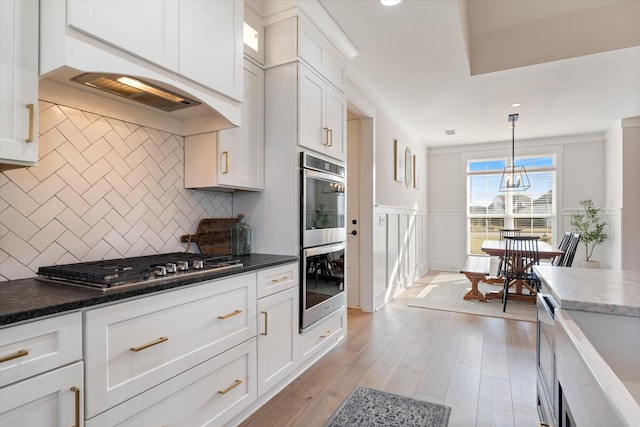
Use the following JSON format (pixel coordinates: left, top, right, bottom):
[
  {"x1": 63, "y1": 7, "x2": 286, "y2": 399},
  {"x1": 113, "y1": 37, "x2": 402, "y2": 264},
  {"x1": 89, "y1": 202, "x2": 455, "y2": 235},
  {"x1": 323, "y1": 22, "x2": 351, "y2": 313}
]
[
  {"x1": 67, "y1": 0, "x2": 180, "y2": 71},
  {"x1": 0, "y1": 0, "x2": 38, "y2": 167},
  {"x1": 298, "y1": 64, "x2": 346, "y2": 160},
  {"x1": 65, "y1": 0, "x2": 242, "y2": 101},
  {"x1": 265, "y1": 14, "x2": 347, "y2": 92},
  {"x1": 185, "y1": 58, "x2": 264, "y2": 191},
  {"x1": 179, "y1": 0, "x2": 243, "y2": 100}
]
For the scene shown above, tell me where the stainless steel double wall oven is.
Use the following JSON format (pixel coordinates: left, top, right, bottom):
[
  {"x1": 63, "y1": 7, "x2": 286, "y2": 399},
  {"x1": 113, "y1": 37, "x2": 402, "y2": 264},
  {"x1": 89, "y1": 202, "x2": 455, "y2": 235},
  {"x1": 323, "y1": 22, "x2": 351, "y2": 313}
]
[{"x1": 300, "y1": 153, "x2": 346, "y2": 331}]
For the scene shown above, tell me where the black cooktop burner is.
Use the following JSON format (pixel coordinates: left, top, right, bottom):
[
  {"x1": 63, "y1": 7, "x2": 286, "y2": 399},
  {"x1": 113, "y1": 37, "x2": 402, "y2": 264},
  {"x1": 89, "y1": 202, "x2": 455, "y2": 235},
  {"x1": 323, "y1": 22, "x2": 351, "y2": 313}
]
[{"x1": 37, "y1": 252, "x2": 243, "y2": 290}]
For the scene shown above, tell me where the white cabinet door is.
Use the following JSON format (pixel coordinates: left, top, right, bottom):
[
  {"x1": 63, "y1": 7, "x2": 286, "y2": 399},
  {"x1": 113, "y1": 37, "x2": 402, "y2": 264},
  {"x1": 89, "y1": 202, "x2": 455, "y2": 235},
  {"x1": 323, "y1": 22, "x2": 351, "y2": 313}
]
[
  {"x1": 257, "y1": 286, "x2": 299, "y2": 396},
  {"x1": 298, "y1": 64, "x2": 346, "y2": 161},
  {"x1": 298, "y1": 64, "x2": 327, "y2": 154},
  {"x1": 0, "y1": 361, "x2": 84, "y2": 427},
  {"x1": 0, "y1": 0, "x2": 38, "y2": 167},
  {"x1": 217, "y1": 59, "x2": 265, "y2": 190},
  {"x1": 67, "y1": 0, "x2": 180, "y2": 70},
  {"x1": 179, "y1": 0, "x2": 243, "y2": 101},
  {"x1": 325, "y1": 84, "x2": 347, "y2": 160}
]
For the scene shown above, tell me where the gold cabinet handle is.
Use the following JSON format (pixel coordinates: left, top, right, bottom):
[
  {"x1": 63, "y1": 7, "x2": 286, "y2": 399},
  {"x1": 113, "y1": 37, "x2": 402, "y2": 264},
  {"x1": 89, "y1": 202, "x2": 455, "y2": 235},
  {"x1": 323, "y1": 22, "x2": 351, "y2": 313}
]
[
  {"x1": 327, "y1": 128, "x2": 333, "y2": 147},
  {"x1": 320, "y1": 330, "x2": 332, "y2": 338},
  {"x1": 323, "y1": 127, "x2": 330, "y2": 146},
  {"x1": 217, "y1": 379, "x2": 242, "y2": 394},
  {"x1": 217, "y1": 309, "x2": 242, "y2": 320},
  {"x1": 130, "y1": 336, "x2": 168, "y2": 352},
  {"x1": 70, "y1": 386, "x2": 80, "y2": 427},
  {"x1": 26, "y1": 103, "x2": 34, "y2": 142},
  {"x1": 271, "y1": 276, "x2": 290, "y2": 283},
  {"x1": 538, "y1": 423, "x2": 550, "y2": 427},
  {"x1": 261, "y1": 311, "x2": 268, "y2": 336},
  {"x1": 222, "y1": 151, "x2": 229, "y2": 174},
  {"x1": 0, "y1": 349, "x2": 29, "y2": 363}
]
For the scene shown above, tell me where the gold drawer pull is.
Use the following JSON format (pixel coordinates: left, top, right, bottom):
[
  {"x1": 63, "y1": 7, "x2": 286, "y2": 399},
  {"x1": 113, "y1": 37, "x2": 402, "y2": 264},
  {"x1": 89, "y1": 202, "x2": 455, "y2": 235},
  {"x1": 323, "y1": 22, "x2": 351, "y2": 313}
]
[
  {"x1": 327, "y1": 128, "x2": 333, "y2": 147},
  {"x1": 538, "y1": 423, "x2": 550, "y2": 427},
  {"x1": 320, "y1": 330, "x2": 332, "y2": 338},
  {"x1": 71, "y1": 386, "x2": 80, "y2": 427},
  {"x1": 0, "y1": 349, "x2": 29, "y2": 363},
  {"x1": 130, "y1": 336, "x2": 168, "y2": 352},
  {"x1": 271, "y1": 276, "x2": 289, "y2": 283},
  {"x1": 222, "y1": 151, "x2": 229, "y2": 174},
  {"x1": 26, "y1": 103, "x2": 34, "y2": 142},
  {"x1": 218, "y1": 309, "x2": 242, "y2": 320},
  {"x1": 217, "y1": 379, "x2": 242, "y2": 394},
  {"x1": 261, "y1": 311, "x2": 268, "y2": 336},
  {"x1": 323, "y1": 127, "x2": 330, "y2": 146}
]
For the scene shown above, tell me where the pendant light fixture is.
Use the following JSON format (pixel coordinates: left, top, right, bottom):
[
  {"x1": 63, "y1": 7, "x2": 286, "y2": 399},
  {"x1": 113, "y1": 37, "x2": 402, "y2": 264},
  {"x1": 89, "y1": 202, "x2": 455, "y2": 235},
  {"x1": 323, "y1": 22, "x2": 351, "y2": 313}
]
[{"x1": 499, "y1": 113, "x2": 530, "y2": 192}]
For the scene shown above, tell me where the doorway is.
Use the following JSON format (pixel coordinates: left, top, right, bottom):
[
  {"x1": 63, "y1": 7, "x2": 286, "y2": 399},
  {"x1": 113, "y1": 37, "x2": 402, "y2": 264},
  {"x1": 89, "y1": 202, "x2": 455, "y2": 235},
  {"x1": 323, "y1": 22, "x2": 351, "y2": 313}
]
[{"x1": 346, "y1": 101, "x2": 374, "y2": 312}]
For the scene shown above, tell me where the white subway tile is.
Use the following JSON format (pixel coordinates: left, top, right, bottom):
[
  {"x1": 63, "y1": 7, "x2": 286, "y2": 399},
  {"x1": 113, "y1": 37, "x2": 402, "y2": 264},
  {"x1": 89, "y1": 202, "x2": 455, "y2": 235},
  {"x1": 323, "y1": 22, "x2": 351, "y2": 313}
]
[{"x1": 1, "y1": 181, "x2": 39, "y2": 216}]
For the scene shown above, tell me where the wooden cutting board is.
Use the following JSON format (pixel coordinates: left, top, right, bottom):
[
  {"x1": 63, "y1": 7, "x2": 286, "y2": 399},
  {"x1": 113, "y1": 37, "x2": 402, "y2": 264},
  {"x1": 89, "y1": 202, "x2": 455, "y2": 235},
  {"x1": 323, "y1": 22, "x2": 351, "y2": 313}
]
[{"x1": 180, "y1": 218, "x2": 239, "y2": 255}]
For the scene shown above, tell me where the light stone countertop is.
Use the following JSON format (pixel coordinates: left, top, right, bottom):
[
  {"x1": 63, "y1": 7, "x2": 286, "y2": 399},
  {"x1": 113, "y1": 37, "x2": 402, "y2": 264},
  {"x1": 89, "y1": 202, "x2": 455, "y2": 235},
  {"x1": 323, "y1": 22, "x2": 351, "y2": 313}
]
[{"x1": 534, "y1": 266, "x2": 640, "y2": 317}]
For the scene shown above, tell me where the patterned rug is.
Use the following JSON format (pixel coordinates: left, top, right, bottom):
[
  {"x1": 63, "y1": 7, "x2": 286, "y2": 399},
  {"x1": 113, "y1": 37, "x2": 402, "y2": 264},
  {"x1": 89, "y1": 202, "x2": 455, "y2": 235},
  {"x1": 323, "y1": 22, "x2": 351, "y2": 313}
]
[
  {"x1": 325, "y1": 386, "x2": 451, "y2": 427},
  {"x1": 408, "y1": 271, "x2": 536, "y2": 322}
]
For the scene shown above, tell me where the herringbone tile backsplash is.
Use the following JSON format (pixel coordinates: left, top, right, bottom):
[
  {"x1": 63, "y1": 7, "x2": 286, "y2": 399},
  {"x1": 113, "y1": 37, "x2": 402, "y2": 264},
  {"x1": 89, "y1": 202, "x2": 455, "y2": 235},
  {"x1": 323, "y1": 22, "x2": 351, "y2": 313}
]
[{"x1": 0, "y1": 101, "x2": 232, "y2": 281}]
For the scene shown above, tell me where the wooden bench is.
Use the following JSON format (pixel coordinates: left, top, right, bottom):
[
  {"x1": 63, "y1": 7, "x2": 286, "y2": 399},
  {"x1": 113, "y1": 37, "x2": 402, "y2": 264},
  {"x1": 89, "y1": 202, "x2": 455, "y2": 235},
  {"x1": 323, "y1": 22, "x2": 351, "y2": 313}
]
[{"x1": 460, "y1": 256, "x2": 491, "y2": 302}]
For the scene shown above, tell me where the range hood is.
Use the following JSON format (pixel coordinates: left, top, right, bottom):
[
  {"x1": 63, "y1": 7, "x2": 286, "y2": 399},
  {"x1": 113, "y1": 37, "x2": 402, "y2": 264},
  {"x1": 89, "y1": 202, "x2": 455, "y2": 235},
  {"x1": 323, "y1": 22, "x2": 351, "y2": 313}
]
[
  {"x1": 70, "y1": 73, "x2": 202, "y2": 113},
  {"x1": 38, "y1": 0, "x2": 242, "y2": 136}
]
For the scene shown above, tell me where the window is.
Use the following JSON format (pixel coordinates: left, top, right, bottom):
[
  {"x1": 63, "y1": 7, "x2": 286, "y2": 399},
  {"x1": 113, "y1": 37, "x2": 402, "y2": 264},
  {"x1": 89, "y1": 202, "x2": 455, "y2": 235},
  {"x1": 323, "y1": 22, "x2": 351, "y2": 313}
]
[{"x1": 467, "y1": 156, "x2": 556, "y2": 255}]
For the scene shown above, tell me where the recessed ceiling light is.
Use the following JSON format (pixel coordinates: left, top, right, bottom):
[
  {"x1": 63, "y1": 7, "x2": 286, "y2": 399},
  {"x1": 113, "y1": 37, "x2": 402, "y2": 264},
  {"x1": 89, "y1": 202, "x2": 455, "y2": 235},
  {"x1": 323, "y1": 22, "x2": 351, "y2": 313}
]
[
  {"x1": 510, "y1": 102, "x2": 522, "y2": 107},
  {"x1": 444, "y1": 129, "x2": 456, "y2": 135},
  {"x1": 380, "y1": 0, "x2": 402, "y2": 6}
]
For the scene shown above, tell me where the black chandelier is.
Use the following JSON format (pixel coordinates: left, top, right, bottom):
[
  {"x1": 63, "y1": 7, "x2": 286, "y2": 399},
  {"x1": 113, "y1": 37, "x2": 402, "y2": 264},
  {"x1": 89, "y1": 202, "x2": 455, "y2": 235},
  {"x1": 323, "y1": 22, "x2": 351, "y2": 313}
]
[{"x1": 499, "y1": 113, "x2": 530, "y2": 192}]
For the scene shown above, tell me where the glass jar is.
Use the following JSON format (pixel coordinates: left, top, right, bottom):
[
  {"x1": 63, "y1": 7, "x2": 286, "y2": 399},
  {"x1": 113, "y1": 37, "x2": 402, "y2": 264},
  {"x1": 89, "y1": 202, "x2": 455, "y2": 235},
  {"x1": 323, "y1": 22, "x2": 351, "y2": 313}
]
[{"x1": 230, "y1": 214, "x2": 251, "y2": 255}]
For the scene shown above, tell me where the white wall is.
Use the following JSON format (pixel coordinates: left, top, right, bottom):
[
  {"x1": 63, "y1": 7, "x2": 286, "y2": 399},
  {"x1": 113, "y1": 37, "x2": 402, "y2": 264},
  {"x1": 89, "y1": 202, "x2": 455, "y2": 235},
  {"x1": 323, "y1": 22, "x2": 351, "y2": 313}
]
[
  {"x1": 427, "y1": 133, "x2": 608, "y2": 271},
  {"x1": 621, "y1": 117, "x2": 640, "y2": 270},
  {"x1": 371, "y1": 108, "x2": 429, "y2": 309},
  {"x1": 604, "y1": 121, "x2": 623, "y2": 270}
]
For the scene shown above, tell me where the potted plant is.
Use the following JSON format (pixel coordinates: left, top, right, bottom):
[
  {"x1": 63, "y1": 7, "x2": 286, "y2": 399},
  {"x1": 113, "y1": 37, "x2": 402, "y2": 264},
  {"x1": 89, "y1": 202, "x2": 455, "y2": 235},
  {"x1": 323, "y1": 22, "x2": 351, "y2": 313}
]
[{"x1": 570, "y1": 199, "x2": 607, "y2": 268}]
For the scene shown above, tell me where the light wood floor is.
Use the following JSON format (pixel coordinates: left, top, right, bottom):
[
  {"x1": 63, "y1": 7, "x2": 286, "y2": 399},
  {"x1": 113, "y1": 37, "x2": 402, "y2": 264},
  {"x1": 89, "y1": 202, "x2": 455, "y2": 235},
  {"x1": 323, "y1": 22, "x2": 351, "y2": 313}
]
[{"x1": 240, "y1": 271, "x2": 539, "y2": 427}]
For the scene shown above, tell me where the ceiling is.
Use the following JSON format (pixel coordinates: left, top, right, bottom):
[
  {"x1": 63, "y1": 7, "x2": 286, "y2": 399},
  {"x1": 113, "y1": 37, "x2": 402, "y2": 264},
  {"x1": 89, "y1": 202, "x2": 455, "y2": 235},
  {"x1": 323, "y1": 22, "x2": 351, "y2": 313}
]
[{"x1": 318, "y1": 0, "x2": 640, "y2": 147}]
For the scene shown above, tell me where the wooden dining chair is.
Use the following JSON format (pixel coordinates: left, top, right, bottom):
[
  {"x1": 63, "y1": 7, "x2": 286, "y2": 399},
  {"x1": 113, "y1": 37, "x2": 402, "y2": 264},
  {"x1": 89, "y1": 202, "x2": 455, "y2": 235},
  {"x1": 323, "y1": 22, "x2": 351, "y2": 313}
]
[{"x1": 501, "y1": 236, "x2": 540, "y2": 312}]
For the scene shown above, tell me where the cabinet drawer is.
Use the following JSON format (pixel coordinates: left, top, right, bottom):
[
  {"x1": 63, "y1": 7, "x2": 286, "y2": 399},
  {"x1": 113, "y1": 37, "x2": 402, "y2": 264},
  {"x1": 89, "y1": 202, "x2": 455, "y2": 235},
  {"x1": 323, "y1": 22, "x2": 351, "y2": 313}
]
[
  {"x1": 84, "y1": 273, "x2": 256, "y2": 418},
  {"x1": 86, "y1": 339, "x2": 256, "y2": 427},
  {"x1": 300, "y1": 308, "x2": 345, "y2": 362},
  {"x1": 0, "y1": 312, "x2": 82, "y2": 387},
  {"x1": 257, "y1": 262, "x2": 299, "y2": 298}
]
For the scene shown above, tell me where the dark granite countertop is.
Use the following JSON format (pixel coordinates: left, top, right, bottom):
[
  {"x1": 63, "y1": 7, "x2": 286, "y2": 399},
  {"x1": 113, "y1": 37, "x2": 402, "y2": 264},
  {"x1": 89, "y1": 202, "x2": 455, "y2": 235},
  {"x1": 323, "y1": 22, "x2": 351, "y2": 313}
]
[{"x1": 0, "y1": 254, "x2": 298, "y2": 327}]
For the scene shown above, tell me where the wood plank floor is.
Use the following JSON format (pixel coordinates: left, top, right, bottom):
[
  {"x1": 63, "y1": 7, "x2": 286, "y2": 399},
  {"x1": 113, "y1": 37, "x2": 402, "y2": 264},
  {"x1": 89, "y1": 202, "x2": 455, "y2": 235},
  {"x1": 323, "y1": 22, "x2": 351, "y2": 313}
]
[{"x1": 240, "y1": 271, "x2": 539, "y2": 427}]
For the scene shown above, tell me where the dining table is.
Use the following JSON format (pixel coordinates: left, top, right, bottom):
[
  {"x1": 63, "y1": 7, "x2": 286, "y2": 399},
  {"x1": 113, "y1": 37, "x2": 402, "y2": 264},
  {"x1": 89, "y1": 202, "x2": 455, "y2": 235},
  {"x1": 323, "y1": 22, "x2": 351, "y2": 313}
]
[{"x1": 480, "y1": 239, "x2": 564, "y2": 303}]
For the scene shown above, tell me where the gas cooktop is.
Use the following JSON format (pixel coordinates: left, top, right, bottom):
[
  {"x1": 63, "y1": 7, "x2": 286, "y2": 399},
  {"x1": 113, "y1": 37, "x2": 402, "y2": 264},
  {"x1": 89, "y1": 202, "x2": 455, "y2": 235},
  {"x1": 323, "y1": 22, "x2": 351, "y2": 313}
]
[{"x1": 37, "y1": 252, "x2": 243, "y2": 290}]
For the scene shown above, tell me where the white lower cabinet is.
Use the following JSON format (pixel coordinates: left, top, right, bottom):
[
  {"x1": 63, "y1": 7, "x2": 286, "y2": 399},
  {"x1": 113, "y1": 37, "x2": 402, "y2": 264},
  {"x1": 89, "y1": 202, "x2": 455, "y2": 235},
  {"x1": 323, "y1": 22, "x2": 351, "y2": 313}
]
[
  {"x1": 0, "y1": 312, "x2": 84, "y2": 427},
  {"x1": 84, "y1": 273, "x2": 257, "y2": 418},
  {"x1": 85, "y1": 339, "x2": 256, "y2": 427},
  {"x1": 257, "y1": 286, "x2": 299, "y2": 396},
  {"x1": 0, "y1": 361, "x2": 84, "y2": 427},
  {"x1": 256, "y1": 262, "x2": 300, "y2": 396},
  {"x1": 300, "y1": 307, "x2": 345, "y2": 363}
]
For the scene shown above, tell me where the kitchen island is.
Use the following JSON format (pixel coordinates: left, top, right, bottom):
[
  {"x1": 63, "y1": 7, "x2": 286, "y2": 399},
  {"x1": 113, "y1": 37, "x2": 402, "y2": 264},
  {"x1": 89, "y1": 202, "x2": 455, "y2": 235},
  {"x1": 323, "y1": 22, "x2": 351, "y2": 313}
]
[{"x1": 534, "y1": 266, "x2": 640, "y2": 427}]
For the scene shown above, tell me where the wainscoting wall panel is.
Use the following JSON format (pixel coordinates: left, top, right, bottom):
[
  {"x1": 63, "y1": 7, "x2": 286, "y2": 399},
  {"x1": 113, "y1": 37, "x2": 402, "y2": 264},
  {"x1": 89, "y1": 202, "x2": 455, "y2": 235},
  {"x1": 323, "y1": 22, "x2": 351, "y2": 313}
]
[
  {"x1": 373, "y1": 206, "x2": 428, "y2": 310},
  {"x1": 0, "y1": 101, "x2": 232, "y2": 281}
]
